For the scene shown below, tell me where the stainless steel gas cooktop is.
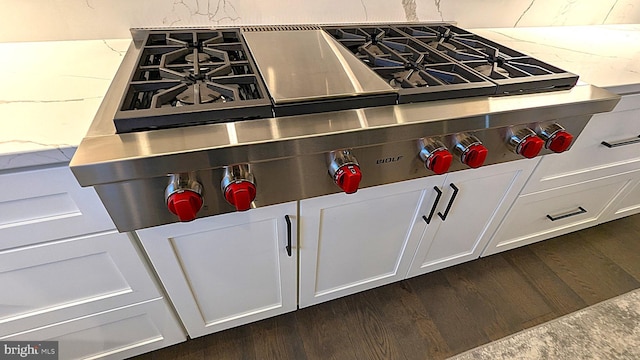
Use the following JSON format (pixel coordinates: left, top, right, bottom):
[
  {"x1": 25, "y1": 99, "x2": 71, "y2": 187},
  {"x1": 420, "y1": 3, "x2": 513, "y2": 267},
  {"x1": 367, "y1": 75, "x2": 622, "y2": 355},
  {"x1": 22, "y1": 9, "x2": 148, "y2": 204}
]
[{"x1": 70, "y1": 23, "x2": 619, "y2": 231}]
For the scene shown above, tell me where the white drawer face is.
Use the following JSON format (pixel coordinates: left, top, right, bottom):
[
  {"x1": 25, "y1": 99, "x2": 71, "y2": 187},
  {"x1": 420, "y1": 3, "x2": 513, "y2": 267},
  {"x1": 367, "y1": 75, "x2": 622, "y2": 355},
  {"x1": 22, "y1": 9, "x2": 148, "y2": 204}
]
[
  {"x1": 0, "y1": 232, "x2": 161, "y2": 336},
  {"x1": 0, "y1": 166, "x2": 115, "y2": 248},
  {"x1": 1, "y1": 299, "x2": 185, "y2": 360},
  {"x1": 485, "y1": 174, "x2": 633, "y2": 255},
  {"x1": 606, "y1": 179, "x2": 640, "y2": 221},
  {"x1": 524, "y1": 93, "x2": 640, "y2": 193}
]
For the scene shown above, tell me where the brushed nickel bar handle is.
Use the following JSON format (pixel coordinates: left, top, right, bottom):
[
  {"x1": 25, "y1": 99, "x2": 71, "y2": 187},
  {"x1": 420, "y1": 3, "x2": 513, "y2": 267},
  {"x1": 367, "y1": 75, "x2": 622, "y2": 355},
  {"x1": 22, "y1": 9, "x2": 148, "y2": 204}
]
[
  {"x1": 546, "y1": 207, "x2": 587, "y2": 221},
  {"x1": 601, "y1": 135, "x2": 640, "y2": 148}
]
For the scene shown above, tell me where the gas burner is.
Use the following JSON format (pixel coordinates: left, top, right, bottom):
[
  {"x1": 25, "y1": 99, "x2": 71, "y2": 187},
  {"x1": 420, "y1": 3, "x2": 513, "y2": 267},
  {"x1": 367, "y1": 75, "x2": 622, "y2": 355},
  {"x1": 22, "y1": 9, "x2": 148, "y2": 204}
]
[
  {"x1": 176, "y1": 84, "x2": 225, "y2": 105},
  {"x1": 185, "y1": 52, "x2": 212, "y2": 63},
  {"x1": 115, "y1": 29, "x2": 272, "y2": 133}
]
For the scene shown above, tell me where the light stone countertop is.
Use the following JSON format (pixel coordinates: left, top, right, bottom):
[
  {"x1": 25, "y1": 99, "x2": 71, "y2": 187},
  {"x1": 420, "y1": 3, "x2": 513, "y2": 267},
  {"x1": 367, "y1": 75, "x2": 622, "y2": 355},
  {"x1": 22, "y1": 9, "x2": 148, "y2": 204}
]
[
  {"x1": 0, "y1": 39, "x2": 130, "y2": 170},
  {"x1": 472, "y1": 24, "x2": 640, "y2": 95},
  {"x1": 0, "y1": 24, "x2": 638, "y2": 171}
]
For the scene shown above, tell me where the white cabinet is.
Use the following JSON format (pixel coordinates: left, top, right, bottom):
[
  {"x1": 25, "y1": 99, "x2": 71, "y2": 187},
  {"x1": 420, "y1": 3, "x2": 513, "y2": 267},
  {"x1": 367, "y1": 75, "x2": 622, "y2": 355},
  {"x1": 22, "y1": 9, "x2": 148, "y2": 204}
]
[
  {"x1": 298, "y1": 159, "x2": 537, "y2": 307},
  {"x1": 137, "y1": 201, "x2": 298, "y2": 338},
  {"x1": 298, "y1": 177, "x2": 442, "y2": 307},
  {"x1": 523, "y1": 93, "x2": 640, "y2": 194},
  {"x1": 0, "y1": 231, "x2": 162, "y2": 335},
  {"x1": 0, "y1": 166, "x2": 116, "y2": 249},
  {"x1": 0, "y1": 165, "x2": 186, "y2": 358},
  {"x1": 601, "y1": 176, "x2": 640, "y2": 222},
  {"x1": 483, "y1": 169, "x2": 640, "y2": 256},
  {"x1": 406, "y1": 159, "x2": 538, "y2": 277},
  {"x1": 3, "y1": 298, "x2": 184, "y2": 360},
  {"x1": 482, "y1": 92, "x2": 640, "y2": 257}
]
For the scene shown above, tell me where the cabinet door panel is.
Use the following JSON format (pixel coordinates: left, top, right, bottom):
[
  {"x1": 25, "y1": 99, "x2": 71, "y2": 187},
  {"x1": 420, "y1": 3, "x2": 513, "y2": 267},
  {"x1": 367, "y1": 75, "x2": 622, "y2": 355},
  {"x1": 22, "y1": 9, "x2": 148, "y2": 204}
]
[
  {"x1": 0, "y1": 231, "x2": 161, "y2": 336},
  {"x1": 0, "y1": 167, "x2": 115, "y2": 249},
  {"x1": 299, "y1": 178, "x2": 443, "y2": 307},
  {"x1": 137, "y1": 202, "x2": 297, "y2": 338},
  {"x1": 2, "y1": 299, "x2": 185, "y2": 360},
  {"x1": 407, "y1": 160, "x2": 536, "y2": 277}
]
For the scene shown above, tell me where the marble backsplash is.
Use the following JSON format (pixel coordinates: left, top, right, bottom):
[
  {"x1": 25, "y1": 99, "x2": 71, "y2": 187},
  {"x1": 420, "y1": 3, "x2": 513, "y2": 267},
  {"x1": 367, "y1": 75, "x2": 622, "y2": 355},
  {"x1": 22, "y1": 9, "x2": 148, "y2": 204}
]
[{"x1": 1, "y1": 0, "x2": 639, "y2": 42}]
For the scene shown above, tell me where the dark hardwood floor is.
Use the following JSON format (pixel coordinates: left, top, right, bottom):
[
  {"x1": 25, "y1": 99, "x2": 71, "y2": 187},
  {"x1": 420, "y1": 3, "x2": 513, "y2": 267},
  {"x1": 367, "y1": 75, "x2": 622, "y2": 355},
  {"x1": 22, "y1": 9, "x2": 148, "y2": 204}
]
[{"x1": 133, "y1": 214, "x2": 640, "y2": 360}]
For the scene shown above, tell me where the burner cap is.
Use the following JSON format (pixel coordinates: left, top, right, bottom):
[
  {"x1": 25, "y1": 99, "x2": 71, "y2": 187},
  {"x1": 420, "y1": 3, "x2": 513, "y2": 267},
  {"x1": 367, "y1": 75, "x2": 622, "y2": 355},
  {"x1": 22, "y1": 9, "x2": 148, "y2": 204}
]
[
  {"x1": 185, "y1": 52, "x2": 212, "y2": 63},
  {"x1": 176, "y1": 84, "x2": 225, "y2": 105}
]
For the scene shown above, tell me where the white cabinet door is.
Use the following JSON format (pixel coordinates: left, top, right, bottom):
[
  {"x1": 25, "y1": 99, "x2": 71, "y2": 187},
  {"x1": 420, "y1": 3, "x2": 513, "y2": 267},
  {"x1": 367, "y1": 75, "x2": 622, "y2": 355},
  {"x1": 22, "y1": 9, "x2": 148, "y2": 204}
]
[
  {"x1": 0, "y1": 166, "x2": 115, "y2": 249},
  {"x1": 3, "y1": 298, "x2": 185, "y2": 360},
  {"x1": 407, "y1": 159, "x2": 538, "y2": 277},
  {"x1": 299, "y1": 176, "x2": 444, "y2": 307},
  {"x1": 137, "y1": 202, "x2": 297, "y2": 338},
  {"x1": 0, "y1": 231, "x2": 163, "y2": 337}
]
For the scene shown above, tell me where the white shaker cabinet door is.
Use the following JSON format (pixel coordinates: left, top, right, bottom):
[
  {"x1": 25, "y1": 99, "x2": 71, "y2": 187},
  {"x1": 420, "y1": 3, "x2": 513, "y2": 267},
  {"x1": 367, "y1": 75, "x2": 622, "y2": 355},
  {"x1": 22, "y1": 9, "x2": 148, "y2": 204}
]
[
  {"x1": 299, "y1": 176, "x2": 444, "y2": 308},
  {"x1": 136, "y1": 202, "x2": 297, "y2": 338},
  {"x1": 407, "y1": 159, "x2": 538, "y2": 277}
]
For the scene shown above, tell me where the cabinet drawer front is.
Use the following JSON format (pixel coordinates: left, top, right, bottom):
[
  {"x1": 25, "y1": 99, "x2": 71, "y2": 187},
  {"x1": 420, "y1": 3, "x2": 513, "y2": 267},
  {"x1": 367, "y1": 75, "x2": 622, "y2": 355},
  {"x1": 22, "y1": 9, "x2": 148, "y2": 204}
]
[
  {"x1": 524, "y1": 93, "x2": 640, "y2": 193},
  {"x1": 603, "y1": 178, "x2": 640, "y2": 222},
  {"x1": 484, "y1": 174, "x2": 633, "y2": 256},
  {"x1": 0, "y1": 166, "x2": 114, "y2": 248},
  {"x1": 1, "y1": 299, "x2": 185, "y2": 360},
  {"x1": 0, "y1": 232, "x2": 161, "y2": 335}
]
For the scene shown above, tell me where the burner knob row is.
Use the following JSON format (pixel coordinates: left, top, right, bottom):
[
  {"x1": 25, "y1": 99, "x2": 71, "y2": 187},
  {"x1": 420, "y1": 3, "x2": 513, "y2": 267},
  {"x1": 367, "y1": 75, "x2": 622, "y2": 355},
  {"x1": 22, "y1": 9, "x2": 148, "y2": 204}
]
[
  {"x1": 165, "y1": 166, "x2": 257, "y2": 223},
  {"x1": 165, "y1": 124, "x2": 575, "y2": 222}
]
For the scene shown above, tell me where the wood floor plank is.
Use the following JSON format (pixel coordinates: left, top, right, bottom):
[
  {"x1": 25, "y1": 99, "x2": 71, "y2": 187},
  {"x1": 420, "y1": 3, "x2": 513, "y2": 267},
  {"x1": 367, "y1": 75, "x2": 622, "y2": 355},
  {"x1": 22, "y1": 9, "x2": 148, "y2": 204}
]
[
  {"x1": 409, "y1": 269, "x2": 490, "y2": 356},
  {"x1": 341, "y1": 291, "x2": 406, "y2": 360},
  {"x1": 246, "y1": 313, "x2": 307, "y2": 360},
  {"x1": 294, "y1": 298, "x2": 359, "y2": 360},
  {"x1": 530, "y1": 229, "x2": 640, "y2": 305},
  {"x1": 369, "y1": 281, "x2": 451, "y2": 359},
  {"x1": 446, "y1": 255, "x2": 554, "y2": 340},
  {"x1": 582, "y1": 217, "x2": 640, "y2": 281},
  {"x1": 500, "y1": 246, "x2": 587, "y2": 318},
  {"x1": 201, "y1": 326, "x2": 253, "y2": 360}
]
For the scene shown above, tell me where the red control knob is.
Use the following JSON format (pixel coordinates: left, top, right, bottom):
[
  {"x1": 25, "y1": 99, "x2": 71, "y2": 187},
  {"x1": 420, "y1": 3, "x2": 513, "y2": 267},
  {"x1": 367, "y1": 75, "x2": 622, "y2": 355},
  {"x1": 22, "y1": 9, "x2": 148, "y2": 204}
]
[
  {"x1": 426, "y1": 149, "x2": 453, "y2": 175},
  {"x1": 167, "y1": 190, "x2": 203, "y2": 222},
  {"x1": 224, "y1": 181, "x2": 256, "y2": 211},
  {"x1": 547, "y1": 130, "x2": 574, "y2": 153},
  {"x1": 334, "y1": 164, "x2": 362, "y2": 194},
  {"x1": 518, "y1": 135, "x2": 545, "y2": 158},
  {"x1": 462, "y1": 144, "x2": 488, "y2": 168}
]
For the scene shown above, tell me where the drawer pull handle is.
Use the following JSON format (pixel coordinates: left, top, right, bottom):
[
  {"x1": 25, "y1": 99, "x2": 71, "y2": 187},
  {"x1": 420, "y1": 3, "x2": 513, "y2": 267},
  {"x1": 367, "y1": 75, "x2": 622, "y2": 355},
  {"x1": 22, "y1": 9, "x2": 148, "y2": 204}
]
[
  {"x1": 285, "y1": 215, "x2": 292, "y2": 257},
  {"x1": 546, "y1": 207, "x2": 587, "y2": 221},
  {"x1": 438, "y1": 183, "x2": 459, "y2": 221},
  {"x1": 422, "y1": 186, "x2": 443, "y2": 224},
  {"x1": 601, "y1": 135, "x2": 640, "y2": 148}
]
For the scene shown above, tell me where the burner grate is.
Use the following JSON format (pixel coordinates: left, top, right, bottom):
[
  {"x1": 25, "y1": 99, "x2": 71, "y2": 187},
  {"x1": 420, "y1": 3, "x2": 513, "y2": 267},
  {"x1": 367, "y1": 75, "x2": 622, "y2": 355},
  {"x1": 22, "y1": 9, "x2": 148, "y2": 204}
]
[
  {"x1": 115, "y1": 29, "x2": 272, "y2": 133},
  {"x1": 324, "y1": 24, "x2": 578, "y2": 101}
]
